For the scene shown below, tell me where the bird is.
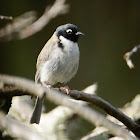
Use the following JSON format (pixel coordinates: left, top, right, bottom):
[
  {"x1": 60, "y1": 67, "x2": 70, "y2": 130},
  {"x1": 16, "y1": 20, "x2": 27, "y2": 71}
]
[{"x1": 30, "y1": 23, "x2": 84, "y2": 124}]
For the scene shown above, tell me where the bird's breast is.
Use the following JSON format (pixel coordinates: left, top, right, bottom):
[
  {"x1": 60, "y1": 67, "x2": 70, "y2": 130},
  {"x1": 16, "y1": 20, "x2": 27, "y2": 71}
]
[{"x1": 40, "y1": 36, "x2": 80, "y2": 86}]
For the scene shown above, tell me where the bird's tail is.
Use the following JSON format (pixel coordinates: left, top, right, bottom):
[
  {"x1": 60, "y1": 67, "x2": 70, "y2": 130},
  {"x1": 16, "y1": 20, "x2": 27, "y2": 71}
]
[{"x1": 30, "y1": 97, "x2": 44, "y2": 124}]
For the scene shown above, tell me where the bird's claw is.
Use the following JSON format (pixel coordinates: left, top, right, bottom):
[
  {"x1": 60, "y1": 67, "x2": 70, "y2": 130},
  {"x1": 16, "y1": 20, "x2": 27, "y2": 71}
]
[{"x1": 60, "y1": 85, "x2": 71, "y2": 95}]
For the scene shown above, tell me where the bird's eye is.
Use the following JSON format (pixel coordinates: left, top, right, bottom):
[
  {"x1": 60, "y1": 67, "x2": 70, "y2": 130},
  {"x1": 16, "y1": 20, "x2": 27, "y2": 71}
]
[{"x1": 66, "y1": 29, "x2": 72, "y2": 34}]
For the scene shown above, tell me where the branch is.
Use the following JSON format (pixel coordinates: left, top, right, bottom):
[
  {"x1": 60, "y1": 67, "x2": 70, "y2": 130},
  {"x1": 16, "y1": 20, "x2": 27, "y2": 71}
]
[
  {"x1": 124, "y1": 45, "x2": 140, "y2": 69},
  {"x1": 0, "y1": 111, "x2": 48, "y2": 140},
  {"x1": 70, "y1": 90, "x2": 140, "y2": 138},
  {"x1": 0, "y1": 0, "x2": 69, "y2": 41},
  {"x1": 81, "y1": 127, "x2": 109, "y2": 140},
  {"x1": 81, "y1": 94, "x2": 140, "y2": 140},
  {"x1": 0, "y1": 74, "x2": 138, "y2": 140},
  {"x1": 1, "y1": 82, "x2": 140, "y2": 138},
  {"x1": 0, "y1": 85, "x2": 29, "y2": 97},
  {"x1": 5, "y1": 84, "x2": 97, "y2": 139},
  {"x1": 38, "y1": 84, "x2": 97, "y2": 140},
  {"x1": 0, "y1": 15, "x2": 13, "y2": 20},
  {"x1": 0, "y1": 11, "x2": 37, "y2": 41},
  {"x1": 18, "y1": 0, "x2": 69, "y2": 39}
]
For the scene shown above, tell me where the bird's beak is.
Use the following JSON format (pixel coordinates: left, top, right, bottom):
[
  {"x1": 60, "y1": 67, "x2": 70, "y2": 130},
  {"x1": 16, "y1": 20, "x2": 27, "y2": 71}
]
[{"x1": 75, "y1": 31, "x2": 84, "y2": 36}]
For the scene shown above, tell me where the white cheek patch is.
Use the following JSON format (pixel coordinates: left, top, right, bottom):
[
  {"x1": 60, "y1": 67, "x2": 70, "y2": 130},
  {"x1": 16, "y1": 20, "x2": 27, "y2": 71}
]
[{"x1": 59, "y1": 36, "x2": 76, "y2": 48}]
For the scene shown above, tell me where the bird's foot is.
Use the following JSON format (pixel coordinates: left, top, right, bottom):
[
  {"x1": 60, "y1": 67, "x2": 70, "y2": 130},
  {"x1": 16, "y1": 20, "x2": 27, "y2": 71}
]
[
  {"x1": 42, "y1": 82, "x2": 51, "y2": 89},
  {"x1": 59, "y1": 84, "x2": 71, "y2": 95}
]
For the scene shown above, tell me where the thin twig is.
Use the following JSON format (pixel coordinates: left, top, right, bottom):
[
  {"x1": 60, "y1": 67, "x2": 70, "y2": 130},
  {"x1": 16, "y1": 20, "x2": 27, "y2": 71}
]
[
  {"x1": 124, "y1": 45, "x2": 140, "y2": 69},
  {"x1": 0, "y1": 74, "x2": 138, "y2": 140},
  {"x1": 0, "y1": 15, "x2": 13, "y2": 20},
  {"x1": 0, "y1": 11, "x2": 37, "y2": 41}
]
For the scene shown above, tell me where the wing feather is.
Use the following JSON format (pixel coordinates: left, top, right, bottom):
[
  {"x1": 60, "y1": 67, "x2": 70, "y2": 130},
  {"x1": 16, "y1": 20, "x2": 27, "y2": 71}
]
[{"x1": 35, "y1": 33, "x2": 58, "y2": 83}]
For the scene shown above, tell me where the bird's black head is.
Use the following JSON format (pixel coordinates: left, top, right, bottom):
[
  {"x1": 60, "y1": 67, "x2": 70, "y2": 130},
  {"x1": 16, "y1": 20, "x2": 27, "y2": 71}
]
[{"x1": 56, "y1": 23, "x2": 84, "y2": 42}]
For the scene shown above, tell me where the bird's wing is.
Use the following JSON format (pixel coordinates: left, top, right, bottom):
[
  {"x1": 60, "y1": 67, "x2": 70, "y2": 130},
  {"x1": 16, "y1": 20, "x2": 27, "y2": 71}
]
[{"x1": 35, "y1": 33, "x2": 59, "y2": 83}]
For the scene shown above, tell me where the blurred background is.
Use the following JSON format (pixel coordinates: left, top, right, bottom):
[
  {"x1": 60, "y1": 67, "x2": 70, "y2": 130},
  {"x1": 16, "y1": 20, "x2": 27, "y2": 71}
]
[{"x1": 0, "y1": 0, "x2": 140, "y2": 120}]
